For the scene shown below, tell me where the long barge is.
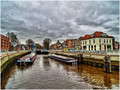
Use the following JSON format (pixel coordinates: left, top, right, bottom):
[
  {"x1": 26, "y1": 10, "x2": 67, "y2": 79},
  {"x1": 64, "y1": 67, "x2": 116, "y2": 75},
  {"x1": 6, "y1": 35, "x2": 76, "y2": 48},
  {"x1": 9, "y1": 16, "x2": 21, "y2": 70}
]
[
  {"x1": 48, "y1": 54, "x2": 77, "y2": 65},
  {"x1": 17, "y1": 52, "x2": 37, "y2": 65}
]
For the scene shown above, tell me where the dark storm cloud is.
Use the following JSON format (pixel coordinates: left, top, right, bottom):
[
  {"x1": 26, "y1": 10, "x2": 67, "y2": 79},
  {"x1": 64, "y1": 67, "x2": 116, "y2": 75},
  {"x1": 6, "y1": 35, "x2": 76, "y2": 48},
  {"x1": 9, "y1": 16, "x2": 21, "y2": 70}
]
[{"x1": 1, "y1": 1, "x2": 119, "y2": 44}]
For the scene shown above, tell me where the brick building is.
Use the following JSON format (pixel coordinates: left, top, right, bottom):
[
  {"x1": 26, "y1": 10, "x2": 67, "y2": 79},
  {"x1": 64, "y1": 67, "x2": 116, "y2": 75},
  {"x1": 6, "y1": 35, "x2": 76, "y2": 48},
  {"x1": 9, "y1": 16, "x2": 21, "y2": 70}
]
[
  {"x1": 50, "y1": 44, "x2": 57, "y2": 50},
  {"x1": 50, "y1": 40, "x2": 63, "y2": 50},
  {"x1": 74, "y1": 39, "x2": 81, "y2": 50},
  {"x1": 0, "y1": 34, "x2": 10, "y2": 52}
]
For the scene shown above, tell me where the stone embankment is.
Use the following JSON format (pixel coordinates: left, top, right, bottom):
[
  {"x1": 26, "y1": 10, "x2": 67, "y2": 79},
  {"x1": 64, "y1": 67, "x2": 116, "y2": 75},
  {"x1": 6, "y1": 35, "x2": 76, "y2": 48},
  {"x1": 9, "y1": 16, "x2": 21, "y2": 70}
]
[
  {"x1": 50, "y1": 51, "x2": 119, "y2": 72},
  {"x1": 0, "y1": 51, "x2": 29, "y2": 75}
]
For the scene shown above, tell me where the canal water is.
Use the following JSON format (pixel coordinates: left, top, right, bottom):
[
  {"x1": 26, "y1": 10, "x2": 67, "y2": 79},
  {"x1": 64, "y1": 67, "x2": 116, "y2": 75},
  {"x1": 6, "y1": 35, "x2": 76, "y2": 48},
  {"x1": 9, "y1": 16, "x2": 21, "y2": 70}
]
[{"x1": 1, "y1": 55, "x2": 119, "y2": 89}]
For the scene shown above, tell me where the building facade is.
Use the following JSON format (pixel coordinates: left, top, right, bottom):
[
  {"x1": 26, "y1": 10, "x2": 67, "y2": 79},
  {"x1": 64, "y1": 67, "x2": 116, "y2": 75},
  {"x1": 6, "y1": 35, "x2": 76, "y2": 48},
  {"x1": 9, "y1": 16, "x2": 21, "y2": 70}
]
[
  {"x1": 81, "y1": 31, "x2": 113, "y2": 51},
  {"x1": 50, "y1": 44, "x2": 56, "y2": 50},
  {"x1": 50, "y1": 40, "x2": 63, "y2": 50},
  {"x1": 56, "y1": 40, "x2": 63, "y2": 50},
  {"x1": 74, "y1": 37, "x2": 82, "y2": 50},
  {"x1": 114, "y1": 41, "x2": 119, "y2": 50},
  {"x1": 0, "y1": 34, "x2": 10, "y2": 51},
  {"x1": 74, "y1": 39, "x2": 80, "y2": 50}
]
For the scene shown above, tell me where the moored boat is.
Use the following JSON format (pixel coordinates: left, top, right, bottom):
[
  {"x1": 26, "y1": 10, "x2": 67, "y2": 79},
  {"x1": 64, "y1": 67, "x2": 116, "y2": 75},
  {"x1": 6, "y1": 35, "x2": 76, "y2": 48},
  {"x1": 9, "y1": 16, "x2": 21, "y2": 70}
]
[
  {"x1": 17, "y1": 51, "x2": 37, "y2": 65},
  {"x1": 48, "y1": 54, "x2": 77, "y2": 65}
]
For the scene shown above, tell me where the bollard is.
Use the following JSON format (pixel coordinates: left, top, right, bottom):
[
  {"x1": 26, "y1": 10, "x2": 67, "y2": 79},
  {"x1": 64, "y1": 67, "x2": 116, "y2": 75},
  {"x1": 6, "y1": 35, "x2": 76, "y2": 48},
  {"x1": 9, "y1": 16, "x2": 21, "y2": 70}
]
[
  {"x1": 103, "y1": 56, "x2": 111, "y2": 73},
  {"x1": 77, "y1": 54, "x2": 83, "y2": 64}
]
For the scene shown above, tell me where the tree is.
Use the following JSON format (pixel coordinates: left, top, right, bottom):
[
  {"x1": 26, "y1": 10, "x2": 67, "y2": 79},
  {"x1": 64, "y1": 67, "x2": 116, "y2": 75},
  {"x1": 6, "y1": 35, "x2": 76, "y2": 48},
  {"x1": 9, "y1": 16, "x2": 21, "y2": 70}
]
[
  {"x1": 43, "y1": 38, "x2": 52, "y2": 50},
  {"x1": 6, "y1": 32, "x2": 20, "y2": 50},
  {"x1": 26, "y1": 39, "x2": 34, "y2": 50}
]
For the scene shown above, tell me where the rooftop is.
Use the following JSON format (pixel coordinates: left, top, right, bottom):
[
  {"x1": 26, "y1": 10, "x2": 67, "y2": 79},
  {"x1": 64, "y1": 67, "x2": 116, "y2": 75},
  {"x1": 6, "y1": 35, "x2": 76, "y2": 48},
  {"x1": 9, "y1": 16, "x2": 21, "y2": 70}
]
[{"x1": 81, "y1": 31, "x2": 112, "y2": 40}]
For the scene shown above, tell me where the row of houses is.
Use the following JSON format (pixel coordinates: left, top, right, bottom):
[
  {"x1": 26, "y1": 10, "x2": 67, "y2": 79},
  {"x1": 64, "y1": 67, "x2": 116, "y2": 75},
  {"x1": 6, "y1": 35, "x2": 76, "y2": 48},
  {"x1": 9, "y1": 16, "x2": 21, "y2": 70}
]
[{"x1": 50, "y1": 31, "x2": 119, "y2": 51}]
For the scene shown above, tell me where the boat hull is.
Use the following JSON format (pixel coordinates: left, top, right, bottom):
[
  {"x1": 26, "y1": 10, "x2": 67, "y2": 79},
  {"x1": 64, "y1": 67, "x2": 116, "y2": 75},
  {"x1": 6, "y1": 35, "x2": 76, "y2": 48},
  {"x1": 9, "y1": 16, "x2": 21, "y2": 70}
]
[
  {"x1": 17, "y1": 55, "x2": 37, "y2": 66},
  {"x1": 48, "y1": 54, "x2": 77, "y2": 65}
]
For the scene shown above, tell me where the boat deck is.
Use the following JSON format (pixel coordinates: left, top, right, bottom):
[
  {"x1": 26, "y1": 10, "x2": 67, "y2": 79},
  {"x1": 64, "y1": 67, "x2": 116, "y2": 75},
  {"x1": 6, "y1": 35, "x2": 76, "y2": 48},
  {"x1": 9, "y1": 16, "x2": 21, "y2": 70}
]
[{"x1": 51, "y1": 54, "x2": 72, "y2": 59}]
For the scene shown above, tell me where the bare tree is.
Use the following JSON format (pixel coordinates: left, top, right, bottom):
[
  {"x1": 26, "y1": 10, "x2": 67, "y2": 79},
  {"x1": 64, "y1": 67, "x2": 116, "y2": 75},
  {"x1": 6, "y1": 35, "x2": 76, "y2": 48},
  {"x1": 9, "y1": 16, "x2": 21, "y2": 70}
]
[
  {"x1": 26, "y1": 39, "x2": 34, "y2": 50},
  {"x1": 43, "y1": 38, "x2": 52, "y2": 50},
  {"x1": 6, "y1": 32, "x2": 20, "y2": 50}
]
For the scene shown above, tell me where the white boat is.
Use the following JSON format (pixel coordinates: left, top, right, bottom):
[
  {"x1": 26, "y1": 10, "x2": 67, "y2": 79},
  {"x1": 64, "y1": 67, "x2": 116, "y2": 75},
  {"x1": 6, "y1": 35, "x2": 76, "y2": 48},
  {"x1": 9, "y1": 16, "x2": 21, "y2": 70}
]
[{"x1": 48, "y1": 54, "x2": 77, "y2": 65}]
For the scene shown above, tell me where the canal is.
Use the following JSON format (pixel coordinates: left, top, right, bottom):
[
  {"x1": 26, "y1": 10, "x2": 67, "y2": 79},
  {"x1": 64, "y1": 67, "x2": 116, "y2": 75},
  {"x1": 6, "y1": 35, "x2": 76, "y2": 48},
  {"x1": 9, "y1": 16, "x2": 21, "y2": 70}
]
[{"x1": 1, "y1": 54, "x2": 119, "y2": 89}]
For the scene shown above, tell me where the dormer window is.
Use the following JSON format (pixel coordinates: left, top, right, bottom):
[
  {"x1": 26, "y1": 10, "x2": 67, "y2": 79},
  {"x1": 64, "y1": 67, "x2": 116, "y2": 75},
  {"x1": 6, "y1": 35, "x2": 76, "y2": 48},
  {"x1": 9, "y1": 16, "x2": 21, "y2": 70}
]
[
  {"x1": 101, "y1": 33, "x2": 107, "y2": 37},
  {"x1": 91, "y1": 34, "x2": 94, "y2": 38}
]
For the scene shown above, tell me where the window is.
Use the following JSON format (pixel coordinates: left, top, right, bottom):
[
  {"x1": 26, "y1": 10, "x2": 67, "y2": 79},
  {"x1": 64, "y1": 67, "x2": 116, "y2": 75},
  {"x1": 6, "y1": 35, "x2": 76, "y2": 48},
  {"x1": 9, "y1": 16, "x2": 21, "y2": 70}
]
[
  {"x1": 104, "y1": 45, "x2": 106, "y2": 50},
  {"x1": 104, "y1": 39, "x2": 105, "y2": 43},
  {"x1": 99, "y1": 44, "x2": 101, "y2": 50},
  {"x1": 91, "y1": 34, "x2": 94, "y2": 37},
  {"x1": 83, "y1": 41, "x2": 84, "y2": 45},
  {"x1": 91, "y1": 45, "x2": 93, "y2": 50},
  {"x1": 107, "y1": 39, "x2": 108, "y2": 43},
  {"x1": 94, "y1": 45, "x2": 96, "y2": 50},
  {"x1": 101, "y1": 33, "x2": 107, "y2": 37},
  {"x1": 85, "y1": 41, "x2": 87, "y2": 44},
  {"x1": 93, "y1": 39, "x2": 95, "y2": 43},
  {"x1": 107, "y1": 45, "x2": 111, "y2": 50},
  {"x1": 89, "y1": 40, "x2": 91, "y2": 44},
  {"x1": 83, "y1": 46, "x2": 87, "y2": 50},
  {"x1": 99, "y1": 39, "x2": 101, "y2": 43},
  {"x1": 109, "y1": 40, "x2": 111, "y2": 43}
]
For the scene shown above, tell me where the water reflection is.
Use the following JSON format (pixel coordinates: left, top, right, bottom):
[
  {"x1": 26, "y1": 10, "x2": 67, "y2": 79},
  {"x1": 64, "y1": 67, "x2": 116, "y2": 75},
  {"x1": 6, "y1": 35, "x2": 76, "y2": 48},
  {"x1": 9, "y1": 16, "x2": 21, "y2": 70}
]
[
  {"x1": 1, "y1": 62, "x2": 16, "y2": 89},
  {"x1": 43, "y1": 56, "x2": 51, "y2": 71},
  {"x1": 63, "y1": 64, "x2": 119, "y2": 89},
  {"x1": 1, "y1": 55, "x2": 119, "y2": 89},
  {"x1": 17, "y1": 64, "x2": 33, "y2": 71}
]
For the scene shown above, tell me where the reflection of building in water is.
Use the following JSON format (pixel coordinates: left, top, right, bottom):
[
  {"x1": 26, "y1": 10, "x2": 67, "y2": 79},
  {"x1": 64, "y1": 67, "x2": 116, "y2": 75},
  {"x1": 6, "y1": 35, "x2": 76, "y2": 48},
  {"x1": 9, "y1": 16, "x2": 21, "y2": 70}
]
[
  {"x1": 104, "y1": 74, "x2": 111, "y2": 88},
  {"x1": 43, "y1": 57, "x2": 51, "y2": 71},
  {"x1": 63, "y1": 64, "x2": 119, "y2": 89}
]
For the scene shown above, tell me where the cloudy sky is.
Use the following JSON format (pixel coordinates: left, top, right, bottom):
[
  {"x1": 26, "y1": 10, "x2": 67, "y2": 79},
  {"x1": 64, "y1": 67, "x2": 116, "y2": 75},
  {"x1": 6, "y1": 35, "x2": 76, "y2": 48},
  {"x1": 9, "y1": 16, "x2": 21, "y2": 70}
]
[{"x1": 1, "y1": 1, "x2": 119, "y2": 44}]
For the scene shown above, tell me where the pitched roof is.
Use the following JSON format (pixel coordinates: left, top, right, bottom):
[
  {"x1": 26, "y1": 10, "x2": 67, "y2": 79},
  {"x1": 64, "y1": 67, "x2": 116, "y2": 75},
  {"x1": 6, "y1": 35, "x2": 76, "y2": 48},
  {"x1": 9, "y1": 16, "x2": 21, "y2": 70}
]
[
  {"x1": 66, "y1": 39, "x2": 71, "y2": 42},
  {"x1": 82, "y1": 31, "x2": 112, "y2": 40},
  {"x1": 93, "y1": 31, "x2": 103, "y2": 37},
  {"x1": 81, "y1": 34, "x2": 91, "y2": 40}
]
